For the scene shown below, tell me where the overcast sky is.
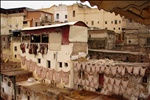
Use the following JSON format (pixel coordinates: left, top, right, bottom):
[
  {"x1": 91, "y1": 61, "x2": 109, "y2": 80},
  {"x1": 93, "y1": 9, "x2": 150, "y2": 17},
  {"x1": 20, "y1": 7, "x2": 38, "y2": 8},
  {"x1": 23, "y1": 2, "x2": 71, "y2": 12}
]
[{"x1": 1, "y1": 1, "x2": 94, "y2": 9}]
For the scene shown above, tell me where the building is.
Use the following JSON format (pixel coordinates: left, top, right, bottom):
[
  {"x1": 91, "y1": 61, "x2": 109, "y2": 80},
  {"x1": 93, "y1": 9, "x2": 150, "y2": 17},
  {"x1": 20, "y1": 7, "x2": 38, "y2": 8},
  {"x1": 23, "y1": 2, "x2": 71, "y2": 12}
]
[
  {"x1": 0, "y1": 7, "x2": 54, "y2": 62},
  {"x1": 88, "y1": 29, "x2": 116, "y2": 50},
  {"x1": 40, "y1": 3, "x2": 123, "y2": 33},
  {"x1": 0, "y1": 61, "x2": 32, "y2": 100},
  {"x1": 40, "y1": 4, "x2": 68, "y2": 23}
]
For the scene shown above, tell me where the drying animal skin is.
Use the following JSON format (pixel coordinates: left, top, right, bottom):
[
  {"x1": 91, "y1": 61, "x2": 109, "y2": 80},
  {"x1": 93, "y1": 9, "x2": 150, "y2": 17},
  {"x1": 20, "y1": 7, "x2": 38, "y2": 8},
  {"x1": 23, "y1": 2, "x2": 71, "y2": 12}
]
[
  {"x1": 126, "y1": 66, "x2": 133, "y2": 74},
  {"x1": 62, "y1": 71, "x2": 70, "y2": 85},
  {"x1": 109, "y1": 77, "x2": 115, "y2": 85},
  {"x1": 46, "y1": 69, "x2": 54, "y2": 81},
  {"x1": 54, "y1": 71, "x2": 62, "y2": 84},
  {"x1": 114, "y1": 85, "x2": 120, "y2": 94},
  {"x1": 133, "y1": 66, "x2": 141, "y2": 75},
  {"x1": 121, "y1": 80, "x2": 129, "y2": 88},
  {"x1": 114, "y1": 78, "x2": 121, "y2": 86},
  {"x1": 140, "y1": 67, "x2": 147, "y2": 76},
  {"x1": 121, "y1": 66, "x2": 126, "y2": 76},
  {"x1": 111, "y1": 66, "x2": 117, "y2": 75}
]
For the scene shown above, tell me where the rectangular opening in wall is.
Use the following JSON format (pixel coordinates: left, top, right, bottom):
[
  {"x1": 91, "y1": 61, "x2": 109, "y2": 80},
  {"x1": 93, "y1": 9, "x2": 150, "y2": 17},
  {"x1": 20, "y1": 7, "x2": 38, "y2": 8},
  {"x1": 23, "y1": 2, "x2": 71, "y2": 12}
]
[
  {"x1": 64, "y1": 63, "x2": 68, "y2": 67},
  {"x1": 8, "y1": 81, "x2": 11, "y2": 87},
  {"x1": 59, "y1": 62, "x2": 62, "y2": 68},
  {"x1": 73, "y1": 11, "x2": 75, "y2": 17},
  {"x1": 15, "y1": 55, "x2": 17, "y2": 58},
  {"x1": 2, "y1": 87, "x2": 4, "y2": 92},
  {"x1": 47, "y1": 60, "x2": 51, "y2": 68},
  {"x1": 18, "y1": 88, "x2": 20, "y2": 94},
  {"x1": 14, "y1": 46, "x2": 17, "y2": 51},
  {"x1": 27, "y1": 96, "x2": 30, "y2": 100},
  {"x1": 38, "y1": 58, "x2": 41, "y2": 63}
]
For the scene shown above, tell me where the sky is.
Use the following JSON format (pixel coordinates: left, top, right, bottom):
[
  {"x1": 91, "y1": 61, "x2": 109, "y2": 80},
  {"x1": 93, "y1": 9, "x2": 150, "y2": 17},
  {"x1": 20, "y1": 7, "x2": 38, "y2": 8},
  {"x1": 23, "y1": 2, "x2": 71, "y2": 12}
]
[{"x1": 1, "y1": 0, "x2": 95, "y2": 9}]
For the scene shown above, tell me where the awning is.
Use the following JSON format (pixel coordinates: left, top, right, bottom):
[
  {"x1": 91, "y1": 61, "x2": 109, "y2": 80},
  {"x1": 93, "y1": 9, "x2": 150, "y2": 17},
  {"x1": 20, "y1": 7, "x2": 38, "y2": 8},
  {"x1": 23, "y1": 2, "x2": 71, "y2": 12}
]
[{"x1": 81, "y1": 0, "x2": 150, "y2": 26}]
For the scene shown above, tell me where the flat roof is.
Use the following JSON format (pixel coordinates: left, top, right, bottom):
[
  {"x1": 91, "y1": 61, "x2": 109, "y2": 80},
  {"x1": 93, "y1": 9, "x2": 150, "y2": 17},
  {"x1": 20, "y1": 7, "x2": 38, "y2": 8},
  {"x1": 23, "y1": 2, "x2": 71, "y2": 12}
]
[
  {"x1": 88, "y1": 49, "x2": 145, "y2": 55},
  {"x1": 1, "y1": 69, "x2": 32, "y2": 76},
  {"x1": 22, "y1": 21, "x2": 88, "y2": 31}
]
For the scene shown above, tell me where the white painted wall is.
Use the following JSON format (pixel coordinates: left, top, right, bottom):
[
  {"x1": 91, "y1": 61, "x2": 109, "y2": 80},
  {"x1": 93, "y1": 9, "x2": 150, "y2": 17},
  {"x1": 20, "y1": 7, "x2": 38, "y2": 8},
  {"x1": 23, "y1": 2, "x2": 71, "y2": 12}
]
[{"x1": 54, "y1": 4, "x2": 68, "y2": 22}]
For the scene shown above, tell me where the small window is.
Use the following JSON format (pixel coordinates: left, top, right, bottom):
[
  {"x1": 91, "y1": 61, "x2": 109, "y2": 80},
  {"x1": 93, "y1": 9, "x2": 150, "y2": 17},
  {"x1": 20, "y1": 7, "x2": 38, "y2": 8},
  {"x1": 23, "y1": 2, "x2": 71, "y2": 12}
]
[
  {"x1": 15, "y1": 55, "x2": 17, "y2": 58},
  {"x1": 118, "y1": 27, "x2": 120, "y2": 30},
  {"x1": 35, "y1": 22, "x2": 38, "y2": 26},
  {"x1": 105, "y1": 21, "x2": 107, "y2": 24},
  {"x1": 111, "y1": 21, "x2": 113, "y2": 24},
  {"x1": 27, "y1": 96, "x2": 30, "y2": 100},
  {"x1": 18, "y1": 88, "x2": 20, "y2": 94},
  {"x1": 119, "y1": 20, "x2": 121, "y2": 24},
  {"x1": 47, "y1": 60, "x2": 51, "y2": 68},
  {"x1": 65, "y1": 15, "x2": 67, "y2": 19},
  {"x1": 9, "y1": 30, "x2": 12, "y2": 33},
  {"x1": 59, "y1": 62, "x2": 62, "y2": 68},
  {"x1": 105, "y1": 27, "x2": 107, "y2": 29},
  {"x1": 38, "y1": 58, "x2": 41, "y2": 63},
  {"x1": 56, "y1": 13, "x2": 59, "y2": 19},
  {"x1": 98, "y1": 21, "x2": 99, "y2": 24},
  {"x1": 114, "y1": 28, "x2": 115, "y2": 30},
  {"x1": 8, "y1": 81, "x2": 11, "y2": 87},
  {"x1": 3, "y1": 37, "x2": 5, "y2": 41},
  {"x1": 86, "y1": 22, "x2": 88, "y2": 24},
  {"x1": 14, "y1": 46, "x2": 17, "y2": 51},
  {"x1": 115, "y1": 20, "x2": 117, "y2": 24},
  {"x1": 64, "y1": 63, "x2": 68, "y2": 67},
  {"x1": 73, "y1": 10, "x2": 75, "y2": 17},
  {"x1": 2, "y1": 88, "x2": 4, "y2": 92},
  {"x1": 91, "y1": 21, "x2": 94, "y2": 25},
  {"x1": 23, "y1": 21, "x2": 27, "y2": 24}
]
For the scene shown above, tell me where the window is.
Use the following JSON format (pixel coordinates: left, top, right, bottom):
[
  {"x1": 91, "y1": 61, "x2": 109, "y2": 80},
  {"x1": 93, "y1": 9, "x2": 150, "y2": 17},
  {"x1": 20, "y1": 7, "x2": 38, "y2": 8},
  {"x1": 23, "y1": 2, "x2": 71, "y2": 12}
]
[
  {"x1": 56, "y1": 13, "x2": 59, "y2": 19},
  {"x1": 73, "y1": 10, "x2": 75, "y2": 17},
  {"x1": 59, "y1": 62, "x2": 62, "y2": 68},
  {"x1": 8, "y1": 81, "x2": 11, "y2": 86},
  {"x1": 105, "y1": 27, "x2": 107, "y2": 29},
  {"x1": 91, "y1": 21, "x2": 94, "y2": 25},
  {"x1": 115, "y1": 20, "x2": 117, "y2": 24},
  {"x1": 27, "y1": 96, "x2": 30, "y2": 100},
  {"x1": 65, "y1": 15, "x2": 67, "y2": 19},
  {"x1": 118, "y1": 27, "x2": 120, "y2": 30},
  {"x1": 86, "y1": 22, "x2": 88, "y2": 24},
  {"x1": 47, "y1": 60, "x2": 51, "y2": 68},
  {"x1": 98, "y1": 21, "x2": 99, "y2": 24},
  {"x1": 64, "y1": 63, "x2": 68, "y2": 67},
  {"x1": 119, "y1": 20, "x2": 121, "y2": 24},
  {"x1": 147, "y1": 38, "x2": 150, "y2": 44},
  {"x1": 9, "y1": 30, "x2": 12, "y2": 33},
  {"x1": 111, "y1": 21, "x2": 113, "y2": 24},
  {"x1": 38, "y1": 58, "x2": 41, "y2": 63},
  {"x1": 23, "y1": 21, "x2": 27, "y2": 24},
  {"x1": 14, "y1": 46, "x2": 17, "y2": 51},
  {"x1": 105, "y1": 21, "x2": 107, "y2": 24},
  {"x1": 35, "y1": 22, "x2": 38, "y2": 26},
  {"x1": 3, "y1": 37, "x2": 5, "y2": 41},
  {"x1": 15, "y1": 55, "x2": 17, "y2": 58},
  {"x1": 18, "y1": 88, "x2": 20, "y2": 94},
  {"x1": 2, "y1": 88, "x2": 4, "y2": 92},
  {"x1": 114, "y1": 28, "x2": 115, "y2": 30}
]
